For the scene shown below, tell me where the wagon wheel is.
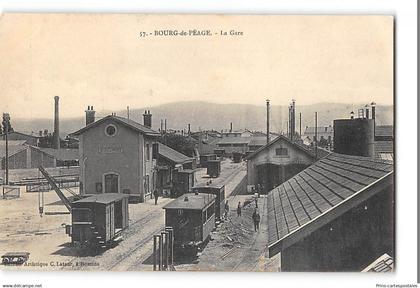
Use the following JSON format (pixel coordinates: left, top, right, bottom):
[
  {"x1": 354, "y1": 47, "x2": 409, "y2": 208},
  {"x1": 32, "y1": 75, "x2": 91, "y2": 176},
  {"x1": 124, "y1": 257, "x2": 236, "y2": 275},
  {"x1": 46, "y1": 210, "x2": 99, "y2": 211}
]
[
  {"x1": 18, "y1": 257, "x2": 25, "y2": 263},
  {"x1": 2, "y1": 257, "x2": 10, "y2": 264}
]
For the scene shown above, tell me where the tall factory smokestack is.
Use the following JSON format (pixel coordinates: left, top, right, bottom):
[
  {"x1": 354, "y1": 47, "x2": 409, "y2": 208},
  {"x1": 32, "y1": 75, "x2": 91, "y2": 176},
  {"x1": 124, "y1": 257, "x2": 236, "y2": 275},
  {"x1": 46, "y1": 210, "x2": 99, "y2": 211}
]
[
  {"x1": 230, "y1": 122, "x2": 233, "y2": 133},
  {"x1": 266, "y1": 99, "x2": 270, "y2": 144},
  {"x1": 53, "y1": 96, "x2": 60, "y2": 149},
  {"x1": 85, "y1": 106, "x2": 96, "y2": 126},
  {"x1": 290, "y1": 100, "x2": 296, "y2": 140}
]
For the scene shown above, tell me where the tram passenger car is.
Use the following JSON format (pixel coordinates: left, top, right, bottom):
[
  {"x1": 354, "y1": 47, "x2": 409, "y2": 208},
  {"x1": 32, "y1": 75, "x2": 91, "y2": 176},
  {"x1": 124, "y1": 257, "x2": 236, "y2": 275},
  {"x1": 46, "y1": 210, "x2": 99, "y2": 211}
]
[
  {"x1": 67, "y1": 193, "x2": 129, "y2": 249},
  {"x1": 163, "y1": 193, "x2": 216, "y2": 255},
  {"x1": 192, "y1": 184, "x2": 225, "y2": 221}
]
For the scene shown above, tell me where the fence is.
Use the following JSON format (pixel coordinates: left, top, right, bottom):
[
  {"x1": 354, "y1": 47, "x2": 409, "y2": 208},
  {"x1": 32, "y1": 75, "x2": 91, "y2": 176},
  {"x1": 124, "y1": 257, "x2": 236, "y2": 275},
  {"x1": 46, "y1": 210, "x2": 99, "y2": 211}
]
[
  {"x1": 153, "y1": 227, "x2": 175, "y2": 271},
  {"x1": 2, "y1": 185, "x2": 20, "y2": 199}
]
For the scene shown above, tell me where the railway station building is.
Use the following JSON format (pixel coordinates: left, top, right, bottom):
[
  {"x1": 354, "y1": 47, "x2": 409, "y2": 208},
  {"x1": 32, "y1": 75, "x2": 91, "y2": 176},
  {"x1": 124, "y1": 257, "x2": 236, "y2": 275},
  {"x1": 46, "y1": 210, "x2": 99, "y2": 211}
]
[{"x1": 71, "y1": 112, "x2": 160, "y2": 203}]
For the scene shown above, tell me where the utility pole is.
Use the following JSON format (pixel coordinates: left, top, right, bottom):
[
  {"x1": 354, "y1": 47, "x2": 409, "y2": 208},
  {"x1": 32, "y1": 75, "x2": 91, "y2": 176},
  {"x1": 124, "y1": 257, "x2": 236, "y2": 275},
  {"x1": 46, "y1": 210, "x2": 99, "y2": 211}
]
[
  {"x1": 2, "y1": 113, "x2": 10, "y2": 185},
  {"x1": 314, "y1": 112, "x2": 318, "y2": 159},
  {"x1": 266, "y1": 99, "x2": 270, "y2": 144}
]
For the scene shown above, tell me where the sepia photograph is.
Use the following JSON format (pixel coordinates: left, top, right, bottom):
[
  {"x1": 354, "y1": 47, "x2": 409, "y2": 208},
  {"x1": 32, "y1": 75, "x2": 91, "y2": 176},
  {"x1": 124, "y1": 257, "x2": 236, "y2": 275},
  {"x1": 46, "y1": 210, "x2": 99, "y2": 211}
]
[{"x1": 0, "y1": 14, "x2": 394, "y2": 273}]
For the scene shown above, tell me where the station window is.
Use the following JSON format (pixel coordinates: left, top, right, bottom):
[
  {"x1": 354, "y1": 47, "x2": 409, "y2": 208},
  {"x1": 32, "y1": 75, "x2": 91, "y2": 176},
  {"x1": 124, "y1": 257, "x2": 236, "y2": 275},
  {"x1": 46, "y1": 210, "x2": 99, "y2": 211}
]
[
  {"x1": 105, "y1": 124, "x2": 117, "y2": 137},
  {"x1": 276, "y1": 147, "x2": 288, "y2": 156},
  {"x1": 145, "y1": 144, "x2": 150, "y2": 161}
]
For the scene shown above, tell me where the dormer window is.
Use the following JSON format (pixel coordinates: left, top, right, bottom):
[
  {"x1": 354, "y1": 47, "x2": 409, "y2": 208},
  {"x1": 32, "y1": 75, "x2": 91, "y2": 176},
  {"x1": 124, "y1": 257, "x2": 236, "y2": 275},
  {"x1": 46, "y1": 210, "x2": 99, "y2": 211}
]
[{"x1": 105, "y1": 124, "x2": 117, "y2": 137}]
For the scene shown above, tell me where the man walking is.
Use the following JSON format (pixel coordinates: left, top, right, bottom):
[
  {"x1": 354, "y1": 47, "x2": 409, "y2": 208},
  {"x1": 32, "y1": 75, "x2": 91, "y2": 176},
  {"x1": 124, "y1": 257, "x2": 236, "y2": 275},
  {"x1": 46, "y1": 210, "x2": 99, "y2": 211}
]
[
  {"x1": 153, "y1": 189, "x2": 159, "y2": 205},
  {"x1": 237, "y1": 202, "x2": 242, "y2": 217},
  {"x1": 252, "y1": 209, "x2": 261, "y2": 232}
]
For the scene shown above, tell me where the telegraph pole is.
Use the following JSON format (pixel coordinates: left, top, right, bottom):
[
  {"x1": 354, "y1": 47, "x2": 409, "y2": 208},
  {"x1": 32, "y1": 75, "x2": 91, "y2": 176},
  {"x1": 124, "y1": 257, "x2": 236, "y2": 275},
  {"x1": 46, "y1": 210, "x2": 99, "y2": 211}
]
[
  {"x1": 2, "y1": 113, "x2": 10, "y2": 185},
  {"x1": 266, "y1": 99, "x2": 270, "y2": 144}
]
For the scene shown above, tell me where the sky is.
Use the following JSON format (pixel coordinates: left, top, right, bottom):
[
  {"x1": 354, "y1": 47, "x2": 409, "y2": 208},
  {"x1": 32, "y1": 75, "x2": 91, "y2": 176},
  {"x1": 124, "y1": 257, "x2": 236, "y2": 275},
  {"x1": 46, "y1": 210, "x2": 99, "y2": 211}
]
[{"x1": 0, "y1": 14, "x2": 393, "y2": 119}]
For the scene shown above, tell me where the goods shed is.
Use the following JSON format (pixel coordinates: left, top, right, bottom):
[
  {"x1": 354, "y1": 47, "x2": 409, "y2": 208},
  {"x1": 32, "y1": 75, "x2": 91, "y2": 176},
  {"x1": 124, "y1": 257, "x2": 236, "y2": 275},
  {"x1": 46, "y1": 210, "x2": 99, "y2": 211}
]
[{"x1": 267, "y1": 153, "x2": 394, "y2": 271}]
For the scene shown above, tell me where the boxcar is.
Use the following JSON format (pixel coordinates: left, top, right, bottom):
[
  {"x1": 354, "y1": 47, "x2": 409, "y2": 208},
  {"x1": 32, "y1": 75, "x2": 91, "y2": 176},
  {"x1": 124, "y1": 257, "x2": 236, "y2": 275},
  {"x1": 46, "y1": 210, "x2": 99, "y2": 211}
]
[
  {"x1": 172, "y1": 169, "x2": 195, "y2": 198},
  {"x1": 207, "y1": 160, "x2": 221, "y2": 178},
  {"x1": 192, "y1": 184, "x2": 225, "y2": 221},
  {"x1": 68, "y1": 193, "x2": 129, "y2": 249},
  {"x1": 199, "y1": 154, "x2": 217, "y2": 168},
  {"x1": 232, "y1": 152, "x2": 243, "y2": 163},
  {"x1": 163, "y1": 193, "x2": 216, "y2": 255}
]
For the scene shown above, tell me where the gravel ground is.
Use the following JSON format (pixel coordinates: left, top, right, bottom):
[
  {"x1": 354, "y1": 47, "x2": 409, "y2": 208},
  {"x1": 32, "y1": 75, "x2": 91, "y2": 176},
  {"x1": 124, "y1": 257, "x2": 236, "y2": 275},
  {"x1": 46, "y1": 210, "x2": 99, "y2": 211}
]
[{"x1": 0, "y1": 160, "x2": 247, "y2": 271}]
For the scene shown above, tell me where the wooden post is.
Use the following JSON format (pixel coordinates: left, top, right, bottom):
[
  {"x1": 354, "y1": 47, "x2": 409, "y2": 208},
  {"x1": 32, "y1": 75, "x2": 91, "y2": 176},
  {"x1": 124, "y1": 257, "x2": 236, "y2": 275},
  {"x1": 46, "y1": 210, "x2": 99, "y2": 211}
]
[
  {"x1": 153, "y1": 235, "x2": 160, "y2": 271},
  {"x1": 166, "y1": 226, "x2": 174, "y2": 266},
  {"x1": 158, "y1": 234, "x2": 163, "y2": 271}
]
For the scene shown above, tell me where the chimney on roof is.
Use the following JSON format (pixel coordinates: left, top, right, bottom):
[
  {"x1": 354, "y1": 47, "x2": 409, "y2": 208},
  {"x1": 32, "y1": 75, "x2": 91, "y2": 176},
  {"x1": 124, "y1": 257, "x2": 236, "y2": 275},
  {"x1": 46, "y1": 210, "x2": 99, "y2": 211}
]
[
  {"x1": 143, "y1": 110, "x2": 152, "y2": 128},
  {"x1": 365, "y1": 104, "x2": 370, "y2": 119},
  {"x1": 371, "y1": 102, "x2": 376, "y2": 120},
  {"x1": 53, "y1": 96, "x2": 60, "y2": 149},
  {"x1": 85, "y1": 106, "x2": 96, "y2": 126}
]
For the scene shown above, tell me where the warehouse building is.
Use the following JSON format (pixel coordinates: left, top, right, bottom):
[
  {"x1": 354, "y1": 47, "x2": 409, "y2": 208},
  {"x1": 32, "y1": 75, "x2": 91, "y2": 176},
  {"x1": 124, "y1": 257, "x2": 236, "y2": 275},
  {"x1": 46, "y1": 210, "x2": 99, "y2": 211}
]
[
  {"x1": 0, "y1": 140, "x2": 56, "y2": 170},
  {"x1": 71, "y1": 111, "x2": 160, "y2": 203},
  {"x1": 267, "y1": 153, "x2": 394, "y2": 271},
  {"x1": 245, "y1": 135, "x2": 327, "y2": 194}
]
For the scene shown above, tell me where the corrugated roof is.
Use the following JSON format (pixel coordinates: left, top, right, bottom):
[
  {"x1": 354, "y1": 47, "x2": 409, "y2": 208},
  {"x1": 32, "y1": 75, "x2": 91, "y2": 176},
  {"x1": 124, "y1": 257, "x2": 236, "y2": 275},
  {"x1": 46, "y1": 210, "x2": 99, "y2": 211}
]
[
  {"x1": 158, "y1": 143, "x2": 193, "y2": 164},
  {"x1": 374, "y1": 141, "x2": 394, "y2": 162},
  {"x1": 267, "y1": 153, "x2": 393, "y2": 257},
  {"x1": 0, "y1": 140, "x2": 27, "y2": 146},
  {"x1": 163, "y1": 193, "x2": 216, "y2": 210},
  {"x1": 216, "y1": 137, "x2": 252, "y2": 145},
  {"x1": 375, "y1": 125, "x2": 393, "y2": 138},
  {"x1": 304, "y1": 126, "x2": 334, "y2": 134},
  {"x1": 71, "y1": 115, "x2": 160, "y2": 136},
  {"x1": 0, "y1": 143, "x2": 28, "y2": 158},
  {"x1": 37, "y1": 148, "x2": 79, "y2": 161},
  {"x1": 74, "y1": 193, "x2": 128, "y2": 204},
  {"x1": 362, "y1": 253, "x2": 394, "y2": 272}
]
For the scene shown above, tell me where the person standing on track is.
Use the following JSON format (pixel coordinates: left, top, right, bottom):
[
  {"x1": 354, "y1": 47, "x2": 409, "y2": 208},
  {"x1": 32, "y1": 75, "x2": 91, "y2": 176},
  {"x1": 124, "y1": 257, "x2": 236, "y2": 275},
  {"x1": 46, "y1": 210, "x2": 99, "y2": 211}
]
[
  {"x1": 224, "y1": 200, "x2": 230, "y2": 219},
  {"x1": 153, "y1": 189, "x2": 159, "y2": 205},
  {"x1": 252, "y1": 208, "x2": 261, "y2": 232},
  {"x1": 237, "y1": 202, "x2": 242, "y2": 217}
]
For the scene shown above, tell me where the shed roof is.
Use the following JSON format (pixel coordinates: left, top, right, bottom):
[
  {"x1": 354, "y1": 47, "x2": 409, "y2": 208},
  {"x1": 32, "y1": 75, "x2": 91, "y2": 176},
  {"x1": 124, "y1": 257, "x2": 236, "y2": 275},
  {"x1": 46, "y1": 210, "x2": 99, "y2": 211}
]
[
  {"x1": 361, "y1": 253, "x2": 394, "y2": 272},
  {"x1": 74, "y1": 193, "x2": 128, "y2": 204},
  {"x1": 374, "y1": 141, "x2": 394, "y2": 161},
  {"x1": 245, "y1": 135, "x2": 327, "y2": 161},
  {"x1": 267, "y1": 153, "x2": 393, "y2": 257},
  {"x1": 163, "y1": 193, "x2": 216, "y2": 210},
  {"x1": 37, "y1": 148, "x2": 79, "y2": 161},
  {"x1": 158, "y1": 143, "x2": 193, "y2": 164},
  {"x1": 0, "y1": 142, "x2": 28, "y2": 158},
  {"x1": 375, "y1": 125, "x2": 393, "y2": 138},
  {"x1": 70, "y1": 115, "x2": 160, "y2": 137},
  {"x1": 216, "y1": 137, "x2": 252, "y2": 145}
]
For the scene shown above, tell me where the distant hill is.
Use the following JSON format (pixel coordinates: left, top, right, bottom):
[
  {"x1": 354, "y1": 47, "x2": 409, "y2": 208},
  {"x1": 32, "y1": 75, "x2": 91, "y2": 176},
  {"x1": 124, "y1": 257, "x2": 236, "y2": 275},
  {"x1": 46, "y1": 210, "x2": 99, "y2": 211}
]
[{"x1": 11, "y1": 101, "x2": 393, "y2": 137}]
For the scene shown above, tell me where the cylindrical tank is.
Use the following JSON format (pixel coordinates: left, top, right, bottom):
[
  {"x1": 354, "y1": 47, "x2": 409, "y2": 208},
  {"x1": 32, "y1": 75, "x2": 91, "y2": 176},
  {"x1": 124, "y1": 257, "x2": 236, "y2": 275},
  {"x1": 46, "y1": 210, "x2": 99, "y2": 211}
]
[{"x1": 333, "y1": 118, "x2": 375, "y2": 157}]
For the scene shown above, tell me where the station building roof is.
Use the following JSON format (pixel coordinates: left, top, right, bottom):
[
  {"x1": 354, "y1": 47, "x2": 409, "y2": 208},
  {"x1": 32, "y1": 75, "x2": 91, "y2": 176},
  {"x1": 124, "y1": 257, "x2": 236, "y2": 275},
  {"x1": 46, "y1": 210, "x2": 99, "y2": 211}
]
[
  {"x1": 71, "y1": 115, "x2": 160, "y2": 137},
  {"x1": 267, "y1": 153, "x2": 393, "y2": 257}
]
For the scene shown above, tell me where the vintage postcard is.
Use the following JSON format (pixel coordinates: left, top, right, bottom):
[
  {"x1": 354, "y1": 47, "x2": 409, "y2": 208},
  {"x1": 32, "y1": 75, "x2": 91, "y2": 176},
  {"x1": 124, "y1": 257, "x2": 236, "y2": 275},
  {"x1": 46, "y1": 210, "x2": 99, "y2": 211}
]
[{"x1": 0, "y1": 14, "x2": 394, "y2": 272}]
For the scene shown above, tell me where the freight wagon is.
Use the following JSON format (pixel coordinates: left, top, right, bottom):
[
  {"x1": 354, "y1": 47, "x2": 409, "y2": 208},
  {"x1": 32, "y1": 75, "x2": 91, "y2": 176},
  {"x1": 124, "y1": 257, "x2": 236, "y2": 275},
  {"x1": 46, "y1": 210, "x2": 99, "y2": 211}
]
[{"x1": 67, "y1": 193, "x2": 129, "y2": 249}]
